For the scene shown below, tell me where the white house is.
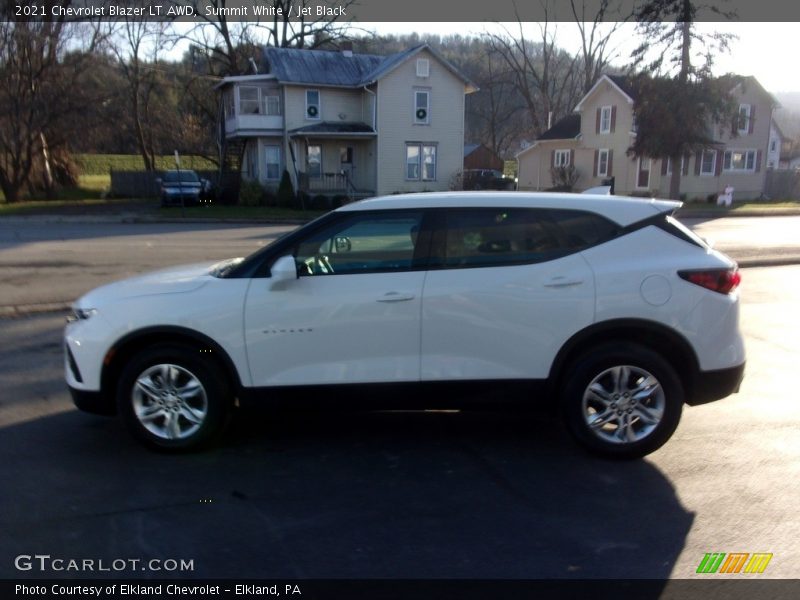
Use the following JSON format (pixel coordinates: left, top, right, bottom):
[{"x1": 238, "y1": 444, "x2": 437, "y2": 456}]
[{"x1": 215, "y1": 44, "x2": 477, "y2": 200}]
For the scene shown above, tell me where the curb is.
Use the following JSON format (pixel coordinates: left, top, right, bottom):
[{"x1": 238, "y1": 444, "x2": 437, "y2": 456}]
[{"x1": 0, "y1": 302, "x2": 71, "y2": 319}]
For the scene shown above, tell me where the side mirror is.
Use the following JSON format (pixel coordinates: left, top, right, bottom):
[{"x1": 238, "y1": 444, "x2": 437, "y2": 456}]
[{"x1": 269, "y1": 255, "x2": 298, "y2": 289}]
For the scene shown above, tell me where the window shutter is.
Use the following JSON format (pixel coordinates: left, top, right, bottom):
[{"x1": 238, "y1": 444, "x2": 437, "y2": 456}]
[
  {"x1": 661, "y1": 159, "x2": 668, "y2": 176},
  {"x1": 715, "y1": 150, "x2": 723, "y2": 176},
  {"x1": 756, "y1": 150, "x2": 762, "y2": 172},
  {"x1": 683, "y1": 155, "x2": 690, "y2": 176},
  {"x1": 610, "y1": 106, "x2": 617, "y2": 133},
  {"x1": 593, "y1": 150, "x2": 599, "y2": 177},
  {"x1": 569, "y1": 149, "x2": 575, "y2": 166},
  {"x1": 748, "y1": 105, "x2": 755, "y2": 134},
  {"x1": 551, "y1": 150, "x2": 555, "y2": 168},
  {"x1": 596, "y1": 109, "x2": 601, "y2": 134},
  {"x1": 694, "y1": 152, "x2": 702, "y2": 176},
  {"x1": 607, "y1": 150, "x2": 613, "y2": 176}
]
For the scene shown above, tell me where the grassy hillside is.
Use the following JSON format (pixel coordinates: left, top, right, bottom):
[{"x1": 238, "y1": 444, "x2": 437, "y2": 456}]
[{"x1": 76, "y1": 154, "x2": 217, "y2": 175}]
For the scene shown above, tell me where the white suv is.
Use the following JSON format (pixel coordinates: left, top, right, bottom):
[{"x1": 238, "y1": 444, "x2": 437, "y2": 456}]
[{"x1": 65, "y1": 192, "x2": 745, "y2": 458}]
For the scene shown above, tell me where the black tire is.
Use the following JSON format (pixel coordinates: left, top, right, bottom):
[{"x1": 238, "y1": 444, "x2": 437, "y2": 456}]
[
  {"x1": 561, "y1": 342, "x2": 683, "y2": 459},
  {"x1": 116, "y1": 344, "x2": 231, "y2": 452}
]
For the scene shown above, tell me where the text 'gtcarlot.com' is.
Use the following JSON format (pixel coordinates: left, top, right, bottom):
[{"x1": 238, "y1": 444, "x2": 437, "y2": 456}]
[{"x1": 14, "y1": 554, "x2": 194, "y2": 573}]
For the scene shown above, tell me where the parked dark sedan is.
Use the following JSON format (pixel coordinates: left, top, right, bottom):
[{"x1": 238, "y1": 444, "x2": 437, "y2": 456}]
[
  {"x1": 158, "y1": 170, "x2": 207, "y2": 207},
  {"x1": 462, "y1": 169, "x2": 515, "y2": 191}
]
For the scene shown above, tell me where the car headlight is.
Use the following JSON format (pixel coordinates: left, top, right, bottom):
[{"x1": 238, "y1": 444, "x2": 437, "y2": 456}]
[{"x1": 66, "y1": 308, "x2": 97, "y2": 323}]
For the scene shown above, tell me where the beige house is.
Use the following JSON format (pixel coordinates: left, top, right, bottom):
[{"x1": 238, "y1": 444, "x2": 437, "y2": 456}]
[
  {"x1": 517, "y1": 74, "x2": 778, "y2": 201},
  {"x1": 216, "y1": 44, "x2": 476, "y2": 200}
]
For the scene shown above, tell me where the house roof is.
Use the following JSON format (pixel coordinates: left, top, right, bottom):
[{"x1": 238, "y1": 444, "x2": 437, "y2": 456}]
[
  {"x1": 574, "y1": 74, "x2": 636, "y2": 111},
  {"x1": 538, "y1": 114, "x2": 582, "y2": 141},
  {"x1": 463, "y1": 143, "x2": 480, "y2": 156},
  {"x1": 262, "y1": 44, "x2": 477, "y2": 91},
  {"x1": 288, "y1": 122, "x2": 376, "y2": 137}
]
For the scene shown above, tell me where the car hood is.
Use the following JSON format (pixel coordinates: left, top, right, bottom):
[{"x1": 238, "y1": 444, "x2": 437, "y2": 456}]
[{"x1": 74, "y1": 260, "x2": 227, "y2": 308}]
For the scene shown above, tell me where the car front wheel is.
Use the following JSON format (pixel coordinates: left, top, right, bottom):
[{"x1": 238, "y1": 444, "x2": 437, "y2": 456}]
[
  {"x1": 562, "y1": 343, "x2": 683, "y2": 459},
  {"x1": 117, "y1": 344, "x2": 231, "y2": 451}
]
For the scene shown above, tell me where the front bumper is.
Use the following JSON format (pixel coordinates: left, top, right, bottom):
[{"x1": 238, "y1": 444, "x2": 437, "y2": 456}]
[
  {"x1": 69, "y1": 385, "x2": 116, "y2": 416},
  {"x1": 686, "y1": 362, "x2": 745, "y2": 406}
]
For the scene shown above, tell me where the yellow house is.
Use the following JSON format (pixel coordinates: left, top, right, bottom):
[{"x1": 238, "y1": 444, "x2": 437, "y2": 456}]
[{"x1": 517, "y1": 74, "x2": 778, "y2": 201}]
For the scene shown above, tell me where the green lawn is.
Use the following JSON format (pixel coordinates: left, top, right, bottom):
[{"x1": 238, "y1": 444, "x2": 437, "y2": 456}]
[
  {"x1": 679, "y1": 200, "x2": 800, "y2": 211},
  {"x1": 76, "y1": 154, "x2": 216, "y2": 175}
]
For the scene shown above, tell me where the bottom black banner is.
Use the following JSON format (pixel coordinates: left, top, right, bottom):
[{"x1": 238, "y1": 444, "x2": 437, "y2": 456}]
[{"x1": 4, "y1": 579, "x2": 800, "y2": 600}]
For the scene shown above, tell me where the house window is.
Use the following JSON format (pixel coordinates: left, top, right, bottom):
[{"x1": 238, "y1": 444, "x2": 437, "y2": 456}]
[
  {"x1": 597, "y1": 149, "x2": 610, "y2": 177},
  {"x1": 264, "y1": 95, "x2": 281, "y2": 116},
  {"x1": 305, "y1": 90, "x2": 320, "y2": 120},
  {"x1": 406, "y1": 143, "x2": 437, "y2": 181},
  {"x1": 666, "y1": 157, "x2": 685, "y2": 175},
  {"x1": 637, "y1": 157, "x2": 651, "y2": 188},
  {"x1": 738, "y1": 104, "x2": 751, "y2": 134},
  {"x1": 554, "y1": 149, "x2": 571, "y2": 167},
  {"x1": 600, "y1": 106, "x2": 612, "y2": 134},
  {"x1": 239, "y1": 87, "x2": 260, "y2": 114},
  {"x1": 770, "y1": 140, "x2": 777, "y2": 152},
  {"x1": 414, "y1": 90, "x2": 430, "y2": 124},
  {"x1": 723, "y1": 149, "x2": 756, "y2": 172},
  {"x1": 238, "y1": 87, "x2": 281, "y2": 116},
  {"x1": 700, "y1": 150, "x2": 716, "y2": 175},
  {"x1": 307, "y1": 145, "x2": 322, "y2": 178},
  {"x1": 265, "y1": 145, "x2": 281, "y2": 180},
  {"x1": 631, "y1": 114, "x2": 638, "y2": 134},
  {"x1": 416, "y1": 58, "x2": 430, "y2": 77}
]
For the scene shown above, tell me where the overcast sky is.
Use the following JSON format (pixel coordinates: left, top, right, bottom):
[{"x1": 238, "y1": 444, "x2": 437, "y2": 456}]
[{"x1": 358, "y1": 22, "x2": 800, "y2": 95}]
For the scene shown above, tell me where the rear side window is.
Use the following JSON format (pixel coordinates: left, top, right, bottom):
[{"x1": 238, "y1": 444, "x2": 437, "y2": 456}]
[
  {"x1": 435, "y1": 208, "x2": 620, "y2": 268},
  {"x1": 548, "y1": 209, "x2": 621, "y2": 249}
]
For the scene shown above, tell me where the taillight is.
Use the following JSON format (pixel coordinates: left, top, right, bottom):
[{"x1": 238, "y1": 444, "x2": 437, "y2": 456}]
[{"x1": 678, "y1": 269, "x2": 741, "y2": 294}]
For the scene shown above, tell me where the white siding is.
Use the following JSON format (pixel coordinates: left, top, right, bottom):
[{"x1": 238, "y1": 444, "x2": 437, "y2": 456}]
[{"x1": 375, "y1": 49, "x2": 467, "y2": 195}]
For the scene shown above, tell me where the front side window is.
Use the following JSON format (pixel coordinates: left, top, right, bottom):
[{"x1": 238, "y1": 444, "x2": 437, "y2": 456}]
[
  {"x1": 306, "y1": 89, "x2": 320, "y2": 120},
  {"x1": 439, "y1": 208, "x2": 616, "y2": 269},
  {"x1": 406, "y1": 143, "x2": 436, "y2": 181},
  {"x1": 700, "y1": 150, "x2": 716, "y2": 175},
  {"x1": 723, "y1": 149, "x2": 756, "y2": 172},
  {"x1": 307, "y1": 145, "x2": 322, "y2": 178},
  {"x1": 264, "y1": 95, "x2": 281, "y2": 116},
  {"x1": 414, "y1": 90, "x2": 430, "y2": 124},
  {"x1": 294, "y1": 212, "x2": 424, "y2": 276},
  {"x1": 600, "y1": 106, "x2": 612, "y2": 134},
  {"x1": 554, "y1": 149, "x2": 570, "y2": 167},
  {"x1": 265, "y1": 146, "x2": 281, "y2": 180}
]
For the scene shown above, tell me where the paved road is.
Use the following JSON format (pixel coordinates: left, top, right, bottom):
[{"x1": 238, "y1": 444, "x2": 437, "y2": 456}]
[
  {"x1": 1, "y1": 266, "x2": 799, "y2": 580},
  {"x1": 0, "y1": 216, "x2": 799, "y2": 310}
]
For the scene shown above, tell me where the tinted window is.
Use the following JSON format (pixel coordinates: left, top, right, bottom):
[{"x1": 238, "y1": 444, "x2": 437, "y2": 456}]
[
  {"x1": 439, "y1": 208, "x2": 618, "y2": 268},
  {"x1": 441, "y1": 209, "x2": 565, "y2": 267},
  {"x1": 548, "y1": 209, "x2": 620, "y2": 248},
  {"x1": 294, "y1": 212, "x2": 424, "y2": 275}
]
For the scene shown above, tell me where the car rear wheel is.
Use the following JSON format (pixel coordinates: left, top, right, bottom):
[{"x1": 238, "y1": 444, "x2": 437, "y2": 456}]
[
  {"x1": 562, "y1": 342, "x2": 683, "y2": 459},
  {"x1": 117, "y1": 344, "x2": 231, "y2": 451}
]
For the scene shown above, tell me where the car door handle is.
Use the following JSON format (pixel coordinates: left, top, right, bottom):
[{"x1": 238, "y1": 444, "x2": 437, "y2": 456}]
[
  {"x1": 543, "y1": 277, "x2": 584, "y2": 288},
  {"x1": 376, "y1": 292, "x2": 416, "y2": 302}
]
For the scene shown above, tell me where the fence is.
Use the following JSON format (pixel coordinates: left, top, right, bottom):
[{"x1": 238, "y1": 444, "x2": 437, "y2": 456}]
[
  {"x1": 765, "y1": 169, "x2": 800, "y2": 200},
  {"x1": 110, "y1": 170, "x2": 218, "y2": 198}
]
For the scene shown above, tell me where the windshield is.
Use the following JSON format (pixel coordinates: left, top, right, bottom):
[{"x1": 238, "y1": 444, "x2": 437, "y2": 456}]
[{"x1": 163, "y1": 171, "x2": 200, "y2": 183}]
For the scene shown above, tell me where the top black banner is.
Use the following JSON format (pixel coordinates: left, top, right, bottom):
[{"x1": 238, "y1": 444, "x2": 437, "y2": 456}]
[{"x1": 5, "y1": 0, "x2": 800, "y2": 22}]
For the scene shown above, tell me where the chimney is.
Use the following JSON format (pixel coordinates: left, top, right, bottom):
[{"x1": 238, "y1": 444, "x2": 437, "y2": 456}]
[{"x1": 341, "y1": 41, "x2": 353, "y2": 58}]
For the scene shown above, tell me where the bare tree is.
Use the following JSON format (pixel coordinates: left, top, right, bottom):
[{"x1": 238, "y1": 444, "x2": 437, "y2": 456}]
[
  {"x1": 110, "y1": 19, "x2": 171, "y2": 171},
  {"x1": 570, "y1": 0, "x2": 630, "y2": 93},
  {"x1": 0, "y1": 16, "x2": 107, "y2": 202},
  {"x1": 488, "y1": 2, "x2": 583, "y2": 137}
]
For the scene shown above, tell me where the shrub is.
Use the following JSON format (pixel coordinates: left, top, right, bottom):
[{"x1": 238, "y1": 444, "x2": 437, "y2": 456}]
[
  {"x1": 311, "y1": 194, "x2": 330, "y2": 210},
  {"x1": 277, "y1": 170, "x2": 295, "y2": 207},
  {"x1": 239, "y1": 180, "x2": 266, "y2": 206},
  {"x1": 550, "y1": 165, "x2": 578, "y2": 191},
  {"x1": 331, "y1": 195, "x2": 350, "y2": 208}
]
